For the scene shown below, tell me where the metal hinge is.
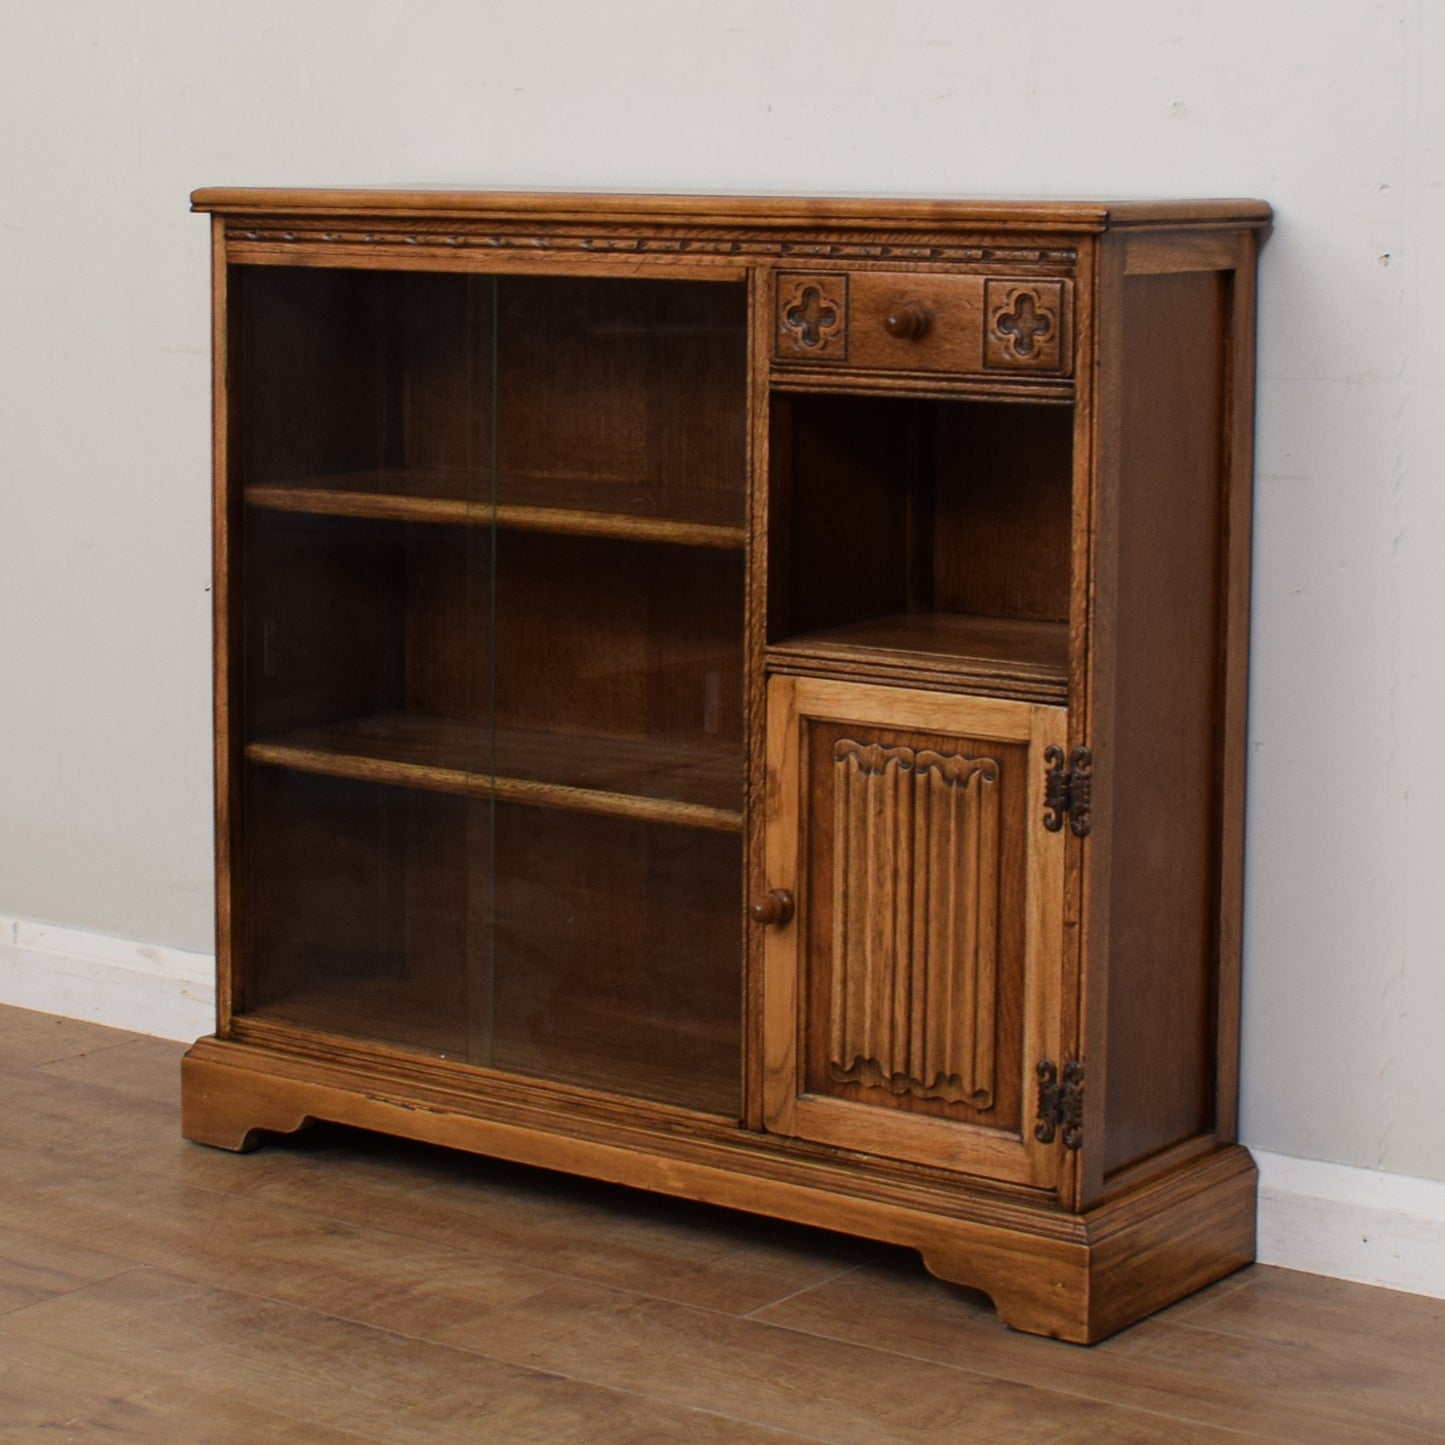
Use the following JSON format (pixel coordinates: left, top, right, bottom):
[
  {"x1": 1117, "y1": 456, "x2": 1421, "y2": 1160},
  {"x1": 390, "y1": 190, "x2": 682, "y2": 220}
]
[
  {"x1": 1034, "y1": 1059, "x2": 1084, "y2": 1150},
  {"x1": 1042, "y1": 745, "x2": 1092, "y2": 837}
]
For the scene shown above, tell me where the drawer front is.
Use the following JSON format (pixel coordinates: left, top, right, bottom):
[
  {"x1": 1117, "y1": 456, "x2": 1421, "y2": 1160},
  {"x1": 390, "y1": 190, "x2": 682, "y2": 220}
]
[{"x1": 773, "y1": 270, "x2": 1073, "y2": 379}]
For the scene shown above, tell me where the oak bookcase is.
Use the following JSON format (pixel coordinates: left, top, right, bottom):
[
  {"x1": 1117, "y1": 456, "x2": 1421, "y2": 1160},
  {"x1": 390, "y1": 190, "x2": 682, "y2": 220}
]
[{"x1": 182, "y1": 188, "x2": 1269, "y2": 1342}]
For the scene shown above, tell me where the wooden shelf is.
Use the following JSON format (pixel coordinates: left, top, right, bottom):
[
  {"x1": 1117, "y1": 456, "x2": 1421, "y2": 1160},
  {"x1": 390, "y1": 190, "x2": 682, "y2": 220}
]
[
  {"x1": 245, "y1": 469, "x2": 746, "y2": 548},
  {"x1": 245, "y1": 713, "x2": 743, "y2": 832},
  {"x1": 767, "y1": 613, "x2": 1069, "y2": 702},
  {"x1": 240, "y1": 990, "x2": 741, "y2": 1117}
]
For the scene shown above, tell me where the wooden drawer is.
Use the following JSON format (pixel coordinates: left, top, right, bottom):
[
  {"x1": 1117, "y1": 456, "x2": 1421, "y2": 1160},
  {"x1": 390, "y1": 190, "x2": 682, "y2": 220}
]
[{"x1": 773, "y1": 270, "x2": 1073, "y2": 379}]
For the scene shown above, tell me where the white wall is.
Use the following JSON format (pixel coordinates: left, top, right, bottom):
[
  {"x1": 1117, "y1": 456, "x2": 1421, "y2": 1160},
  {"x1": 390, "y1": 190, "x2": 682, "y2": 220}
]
[{"x1": 2, "y1": 0, "x2": 1442, "y2": 1187}]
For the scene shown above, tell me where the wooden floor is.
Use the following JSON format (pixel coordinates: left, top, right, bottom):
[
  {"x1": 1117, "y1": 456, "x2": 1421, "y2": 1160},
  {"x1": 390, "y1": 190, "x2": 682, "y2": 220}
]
[{"x1": 3, "y1": 1005, "x2": 1444, "y2": 1443}]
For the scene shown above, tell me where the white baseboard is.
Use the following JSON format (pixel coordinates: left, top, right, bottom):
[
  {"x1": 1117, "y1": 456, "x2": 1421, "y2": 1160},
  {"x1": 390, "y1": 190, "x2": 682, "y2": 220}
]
[
  {"x1": 1252, "y1": 1148, "x2": 1445, "y2": 1300},
  {"x1": 0, "y1": 914, "x2": 214, "y2": 1043},
  {"x1": 4, "y1": 915, "x2": 1444, "y2": 1299}
]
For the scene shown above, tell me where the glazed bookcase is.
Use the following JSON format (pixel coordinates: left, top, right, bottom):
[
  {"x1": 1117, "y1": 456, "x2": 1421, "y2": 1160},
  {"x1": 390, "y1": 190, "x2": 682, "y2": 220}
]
[{"x1": 182, "y1": 188, "x2": 1270, "y2": 1342}]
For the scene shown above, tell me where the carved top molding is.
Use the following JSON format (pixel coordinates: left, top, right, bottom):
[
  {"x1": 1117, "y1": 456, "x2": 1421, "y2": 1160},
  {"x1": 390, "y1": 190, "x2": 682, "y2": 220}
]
[
  {"x1": 193, "y1": 188, "x2": 1272, "y2": 234},
  {"x1": 222, "y1": 220, "x2": 1079, "y2": 267}
]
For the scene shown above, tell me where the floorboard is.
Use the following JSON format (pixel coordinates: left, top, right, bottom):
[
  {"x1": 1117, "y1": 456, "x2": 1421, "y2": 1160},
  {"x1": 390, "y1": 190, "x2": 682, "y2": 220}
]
[{"x1": 2, "y1": 1003, "x2": 1441, "y2": 1442}]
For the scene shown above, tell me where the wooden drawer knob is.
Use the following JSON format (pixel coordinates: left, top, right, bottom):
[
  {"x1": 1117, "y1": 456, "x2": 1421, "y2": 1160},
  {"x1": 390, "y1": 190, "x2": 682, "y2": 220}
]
[
  {"x1": 883, "y1": 304, "x2": 931, "y2": 341},
  {"x1": 749, "y1": 889, "x2": 795, "y2": 927}
]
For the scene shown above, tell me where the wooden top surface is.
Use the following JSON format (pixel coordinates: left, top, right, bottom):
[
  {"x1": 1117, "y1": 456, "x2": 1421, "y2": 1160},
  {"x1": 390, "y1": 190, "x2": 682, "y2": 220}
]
[{"x1": 192, "y1": 187, "x2": 1271, "y2": 233}]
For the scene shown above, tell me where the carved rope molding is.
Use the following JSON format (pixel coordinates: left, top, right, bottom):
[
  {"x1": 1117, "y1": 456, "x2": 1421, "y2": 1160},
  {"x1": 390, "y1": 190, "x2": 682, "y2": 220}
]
[
  {"x1": 828, "y1": 739, "x2": 1002, "y2": 1109},
  {"x1": 229, "y1": 222, "x2": 1077, "y2": 267}
]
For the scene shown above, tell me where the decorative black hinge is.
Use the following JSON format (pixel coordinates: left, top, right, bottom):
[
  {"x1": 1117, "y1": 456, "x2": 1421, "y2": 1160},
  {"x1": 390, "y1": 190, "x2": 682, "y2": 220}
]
[
  {"x1": 1042, "y1": 745, "x2": 1092, "y2": 837},
  {"x1": 1034, "y1": 1059, "x2": 1084, "y2": 1150}
]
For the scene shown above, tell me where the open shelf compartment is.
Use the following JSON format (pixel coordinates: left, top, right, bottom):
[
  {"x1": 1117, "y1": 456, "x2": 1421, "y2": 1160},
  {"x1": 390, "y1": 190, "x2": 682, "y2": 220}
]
[{"x1": 766, "y1": 391, "x2": 1074, "y2": 700}]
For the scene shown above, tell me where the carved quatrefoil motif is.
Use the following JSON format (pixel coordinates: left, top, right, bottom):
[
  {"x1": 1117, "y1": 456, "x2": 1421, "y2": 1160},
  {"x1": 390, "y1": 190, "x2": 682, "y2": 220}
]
[
  {"x1": 984, "y1": 279, "x2": 1067, "y2": 372},
  {"x1": 995, "y1": 291, "x2": 1054, "y2": 358},
  {"x1": 777, "y1": 274, "x2": 847, "y2": 360}
]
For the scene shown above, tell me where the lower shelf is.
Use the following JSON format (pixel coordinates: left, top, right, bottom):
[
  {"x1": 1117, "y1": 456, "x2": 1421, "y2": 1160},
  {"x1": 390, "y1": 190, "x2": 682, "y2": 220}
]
[
  {"x1": 246, "y1": 715, "x2": 743, "y2": 832},
  {"x1": 239, "y1": 993, "x2": 742, "y2": 1118},
  {"x1": 181, "y1": 1033, "x2": 1258, "y2": 1344}
]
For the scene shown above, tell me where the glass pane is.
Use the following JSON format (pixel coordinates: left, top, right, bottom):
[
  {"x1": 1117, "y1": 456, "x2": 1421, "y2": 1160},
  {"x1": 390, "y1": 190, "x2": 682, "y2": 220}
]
[
  {"x1": 243, "y1": 767, "x2": 483, "y2": 1059},
  {"x1": 232, "y1": 265, "x2": 748, "y2": 1114},
  {"x1": 492, "y1": 806, "x2": 741, "y2": 1113},
  {"x1": 489, "y1": 275, "x2": 748, "y2": 1111},
  {"x1": 495, "y1": 276, "x2": 747, "y2": 538},
  {"x1": 233, "y1": 266, "x2": 495, "y2": 1053},
  {"x1": 236, "y1": 266, "x2": 495, "y2": 508}
]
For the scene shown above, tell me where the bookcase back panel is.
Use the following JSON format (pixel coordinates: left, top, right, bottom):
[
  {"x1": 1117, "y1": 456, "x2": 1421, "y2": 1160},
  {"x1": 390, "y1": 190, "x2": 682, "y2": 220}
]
[
  {"x1": 493, "y1": 532, "x2": 744, "y2": 755},
  {"x1": 497, "y1": 275, "x2": 747, "y2": 516}
]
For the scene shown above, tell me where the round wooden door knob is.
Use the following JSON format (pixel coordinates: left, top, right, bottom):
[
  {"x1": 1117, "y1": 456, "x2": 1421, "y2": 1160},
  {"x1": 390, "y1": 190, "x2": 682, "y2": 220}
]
[
  {"x1": 749, "y1": 889, "x2": 795, "y2": 926},
  {"x1": 882, "y1": 304, "x2": 931, "y2": 340}
]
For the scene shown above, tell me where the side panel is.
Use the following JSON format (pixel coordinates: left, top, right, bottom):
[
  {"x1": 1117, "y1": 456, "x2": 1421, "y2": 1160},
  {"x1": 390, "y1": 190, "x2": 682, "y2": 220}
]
[
  {"x1": 1083, "y1": 231, "x2": 1255, "y2": 1197},
  {"x1": 212, "y1": 218, "x2": 238, "y2": 1031}
]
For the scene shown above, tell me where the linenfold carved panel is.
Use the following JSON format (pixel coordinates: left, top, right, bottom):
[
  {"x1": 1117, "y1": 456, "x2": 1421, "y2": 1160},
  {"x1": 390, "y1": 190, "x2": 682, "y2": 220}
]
[{"x1": 828, "y1": 739, "x2": 1001, "y2": 1108}]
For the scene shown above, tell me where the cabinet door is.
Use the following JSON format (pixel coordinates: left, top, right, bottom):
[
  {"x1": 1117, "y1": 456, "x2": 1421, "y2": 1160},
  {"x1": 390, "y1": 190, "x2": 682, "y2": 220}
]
[
  {"x1": 232, "y1": 267, "x2": 498, "y2": 1061},
  {"x1": 228, "y1": 264, "x2": 749, "y2": 1117},
  {"x1": 487, "y1": 275, "x2": 749, "y2": 1114},
  {"x1": 761, "y1": 676, "x2": 1069, "y2": 1190}
]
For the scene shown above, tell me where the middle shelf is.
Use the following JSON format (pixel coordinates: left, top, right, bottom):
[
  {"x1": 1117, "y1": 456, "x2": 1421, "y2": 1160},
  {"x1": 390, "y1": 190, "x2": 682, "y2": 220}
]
[
  {"x1": 245, "y1": 714, "x2": 743, "y2": 833},
  {"x1": 246, "y1": 469, "x2": 747, "y2": 549}
]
